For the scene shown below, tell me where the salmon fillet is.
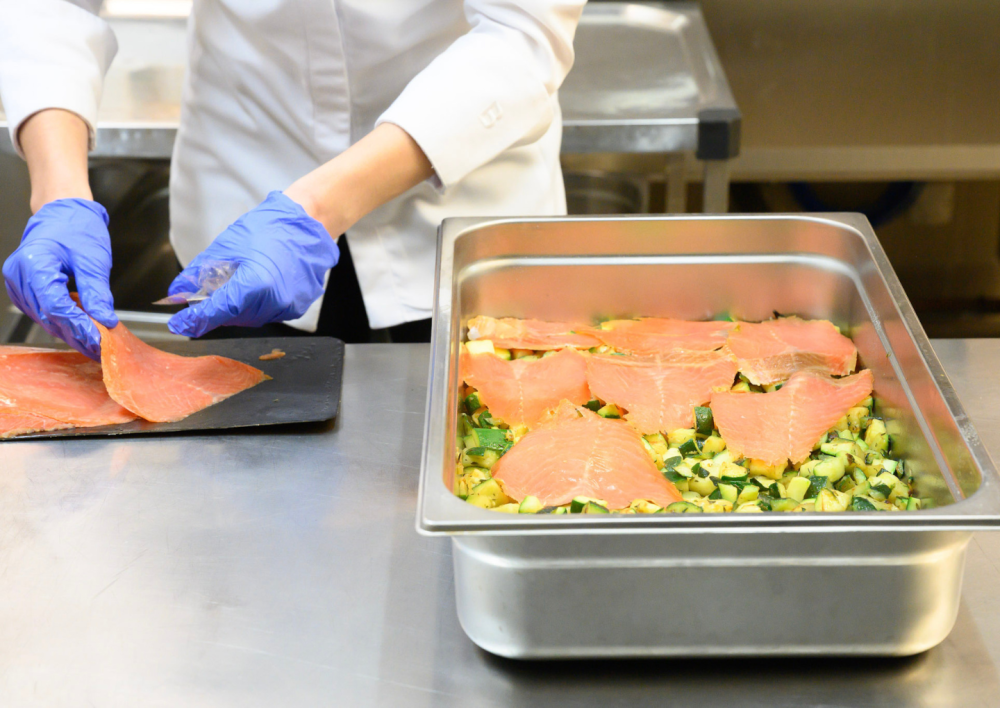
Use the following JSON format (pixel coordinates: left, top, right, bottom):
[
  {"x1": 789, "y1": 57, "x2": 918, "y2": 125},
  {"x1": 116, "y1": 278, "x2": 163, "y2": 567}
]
[
  {"x1": 0, "y1": 345, "x2": 137, "y2": 427},
  {"x1": 94, "y1": 320, "x2": 268, "y2": 423},
  {"x1": 724, "y1": 317, "x2": 858, "y2": 385},
  {"x1": 0, "y1": 408, "x2": 74, "y2": 438},
  {"x1": 492, "y1": 400, "x2": 683, "y2": 509},
  {"x1": 460, "y1": 347, "x2": 590, "y2": 427},
  {"x1": 711, "y1": 369, "x2": 875, "y2": 465},
  {"x1": 580, "y1": 318, "x2": 735, "y2": 355},
  {"x1": 466, "y1": 316, "x2": 600, "y2": 350},
  {"x1": 586, "y1": 350, "x2": 738, "y2": 434}
]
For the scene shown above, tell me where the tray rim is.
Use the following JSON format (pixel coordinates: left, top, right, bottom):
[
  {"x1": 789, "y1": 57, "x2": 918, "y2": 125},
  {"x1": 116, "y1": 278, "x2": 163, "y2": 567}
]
[{"x1": 418, "y1": 213, "x2": 1000, "y2": 535}]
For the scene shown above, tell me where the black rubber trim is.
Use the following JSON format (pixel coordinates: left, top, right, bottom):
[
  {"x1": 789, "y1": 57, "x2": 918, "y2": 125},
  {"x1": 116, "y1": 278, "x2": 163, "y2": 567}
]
[{"x1": 697, "y1": 108, "x2": 742, "y2": 160}]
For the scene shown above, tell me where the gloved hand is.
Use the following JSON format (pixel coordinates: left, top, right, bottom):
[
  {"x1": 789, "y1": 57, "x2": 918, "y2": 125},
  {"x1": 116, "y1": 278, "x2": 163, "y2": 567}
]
[
  {"x1": 2, "y1": 199, "x2": 117, "y2": 360},
  {"x1": 167, "y1": 191, "x2": 339, "y2": 338}
]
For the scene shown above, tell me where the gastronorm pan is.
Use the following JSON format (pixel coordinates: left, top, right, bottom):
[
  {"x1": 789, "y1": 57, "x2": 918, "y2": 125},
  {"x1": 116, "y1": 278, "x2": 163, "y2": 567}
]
[{"x1": 417, "y1": 214, "x2": 1000, "y2": 658}]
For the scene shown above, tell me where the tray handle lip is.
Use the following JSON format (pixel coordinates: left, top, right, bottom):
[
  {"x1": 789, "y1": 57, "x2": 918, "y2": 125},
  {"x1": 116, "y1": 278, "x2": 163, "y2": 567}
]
[{"x1": 417, "y1": 213, "x2": 1000, "y2": 536}]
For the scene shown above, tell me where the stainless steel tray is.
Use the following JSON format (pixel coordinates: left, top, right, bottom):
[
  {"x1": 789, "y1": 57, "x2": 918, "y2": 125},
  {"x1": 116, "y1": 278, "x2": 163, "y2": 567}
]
[{"x1": 418, "y1": 214, "x2": 1000, "y2": 658}]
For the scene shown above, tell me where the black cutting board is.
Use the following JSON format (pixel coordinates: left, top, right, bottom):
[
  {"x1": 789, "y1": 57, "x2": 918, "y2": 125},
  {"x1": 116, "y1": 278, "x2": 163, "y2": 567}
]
[{"x1": 9, "y1": 336, "x2": 344, "y2": 440}]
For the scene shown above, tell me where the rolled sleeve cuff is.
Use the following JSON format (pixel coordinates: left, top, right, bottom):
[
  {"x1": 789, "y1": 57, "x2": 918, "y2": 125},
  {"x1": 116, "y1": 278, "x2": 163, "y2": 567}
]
[
  {"x1": 375, "y1": 33, "x2": 553, "y2": 190},
  {"x1": 4, "y1": 71, "x2": 100, "y2": 157}
]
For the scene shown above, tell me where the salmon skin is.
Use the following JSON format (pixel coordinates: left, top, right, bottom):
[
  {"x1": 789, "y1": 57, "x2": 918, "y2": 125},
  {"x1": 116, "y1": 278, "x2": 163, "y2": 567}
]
[
  {"x1": 466, "y1": 316, "x2": 600, "y2": 350},
  {"x1": 586, "y1": 350, "x2": 738, "y2": 434},
  {"x1": 579, "y1": 318, "x2": 735, "y2": 355},
  {"x1": 491, "y1": 400, "x2": 683, "y2": 509},
  {"x1": 460, "y1": 347, "x2": 590, "y2": 427},
  {"x1": 94, "y1": 319, "x2": 269, "y2": 423},
  {"x1": 0, "y1": 345, "x2": 137, "y2": 429},
  {"x1": 711, "y1": 369, "x2": 874, "y2": 465},
  {"x1": 724, "y1": 317, "x2": 858, "y2": 386}
]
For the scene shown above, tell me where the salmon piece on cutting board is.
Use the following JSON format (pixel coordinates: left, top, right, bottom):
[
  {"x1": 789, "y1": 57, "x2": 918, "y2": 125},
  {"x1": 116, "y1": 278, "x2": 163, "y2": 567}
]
[
  {"x1": 0, "y1": 345, "x2": 137, "y2": 428},
  {"x1": 711, "y1": 369, "x2": 874, "y2": 466},
  {"x1": 491, "y1": 400, "x2": 682, "y2": 509},
  {"x1": 94, "y1": 320, "x2": 268, "y2": 423}
]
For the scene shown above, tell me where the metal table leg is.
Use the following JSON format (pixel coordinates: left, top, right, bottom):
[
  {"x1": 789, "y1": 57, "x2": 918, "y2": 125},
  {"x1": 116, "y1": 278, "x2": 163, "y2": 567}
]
[
  {"x1": 702, "y1": 159, "x2": 732, "y2": 213},
  {"x1": 665, "y1": 154, "x2": 687, "y2": 213}
]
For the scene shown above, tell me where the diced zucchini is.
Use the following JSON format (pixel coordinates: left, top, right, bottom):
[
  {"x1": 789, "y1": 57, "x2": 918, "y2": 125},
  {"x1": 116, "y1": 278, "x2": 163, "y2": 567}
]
[
  {"x1": 461, "y1": 466, "x2": 491, "y2": 487},
  {"x1": 718, "y1": 461, "x2": 749, "y2": 480},
  {"x1": 881, "y1": 458, "x2": 899, "y2": 475},
  {"x1": 458, "y1": 412, "x2": 475, "y2": 437},
  {"x1": 736, "y1": 485, "x2": 760, "y2": 506},
  {"x1": 494, "y1": 503, "x2": 520, "y2": 513},
  {"x1": 786, "y1": 476, "x2": 813, "y2": 502},
  {"x1": 820, "y1": 439, "x2": 859, "y2": 458},
  {"x1": 718, "y1": 483, "x2": 739, "y2": 503},
  {"x1": 454, "y1": 478, "x2": 470, "y2": 499},
  {"x1": 793, "y1": 500, "x2": 816, "y2": 512},
  {"x1": 541, "y1": 350, "x2": 558, "y2": 359},
  {"x1": 470, "y1": 478, "x2": 510, "y2": 506},
  {"x1": 597, "y1": 404, "x2": 622, "y2": 419},
  {"x1": 493, "y1": 347, "x2": 512, "y2": 360},
  {"x1": 469, "y1": 428, "x2": 511, "y2": 452},
  {"x1": 846, "y1": 406, "x2": 869, "y2": 434},
  {"x1": 570, "y1": 496, "x2": 605, "y2": 513},
  {"x1": 906, "y1": 497, "x2": 922, "y2": 511},
  {"x1": 731, "y1": 381, "x2": 751, "y2": 393},
  {"x1": 511, "y1": 348, "x2": 534, "y2": 359},
  {"x1": 748, "y1": 458, "x2": 788, "y2": 480},
  {"x1": 465, "y1": 494, "x2": 495, "y2": 509},
  {"x1": 851, "y1": 496, "x2": 878, "y2": 511},
  {"x1": 736, "y1": 501, "x2": 764, "y2": 513},
  {"x1": 518, "y1": 496, "x2": 544, "y2": 514},
  {"x1": 465, "y1": 340, "x2": 495, "y2": 356},
  {"x1": 815, "y1": 488, "x2": 850, "y2": 512},
  {"x1": 865, "y1": 418, "x2": 889, "y2": 454},
  {"x1": 644, "y1": 432, "x2": 669, "y2": 453},
  {"x1": 703, "y1": 499, "x2": 734, "y2": 513},
  {"x1": 583, "y1": 399, "x2": 602, "y2": 412},
  {"x1": 681, "y1": 491, "x2": 702, "y2": 502},
  {"x1": 689, "y1": 475, "x2": 717, "y2": 496},
  {"x1": 812, "y1": 456, "x2": 847, "y2": 483},
  {"x1": 668, "y1": 428, "x2": 697, "y2": 447},
  {"x1": 678, "y1": 438, "x2": 701, "y2": 457},
  {"x1": 665, "y1": 501, "x2": 703, "y2": 513},
  {"x1": 583, "y1": 502, "x2": 610, "y2": 514},
  {"x1": 462, "y1": 447, "x2": 501, "y2": 469},
  {"x1": 770, "y1": 498, "x2": 799, "y2": 512},
  {"x1": 861, "y1": 395, "x2": 874, "y2": 411},
  {"x1": 630, "y1": 499, "x2": 663, "y2": 514},
  {"x1": 701, "y1": 435, "x2": 726, "y2": 456},
  {"x1": 539, "y1": 506, "x2": 569, "y2": 515},
  {"x1": 694, "y1": 406, "x2": 714, "y2": 436},
  {"x1": 463, "y1": 392, "x2": 482, "y2": 415}
]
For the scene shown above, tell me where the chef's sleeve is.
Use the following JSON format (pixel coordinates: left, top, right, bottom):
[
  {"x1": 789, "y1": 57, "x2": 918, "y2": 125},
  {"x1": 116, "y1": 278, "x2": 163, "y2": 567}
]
[
  {"x1": 0, "y1": 0, "x2": 117, "y2": 157},
  {"x1": 376, "y1": 0, "x2": 585, "y2": 189}
]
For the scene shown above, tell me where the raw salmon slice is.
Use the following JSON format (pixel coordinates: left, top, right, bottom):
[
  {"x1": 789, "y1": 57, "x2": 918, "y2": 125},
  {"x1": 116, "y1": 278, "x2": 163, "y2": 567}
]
[
  {"x1": 0, "y1": 409, "x2": 73, "y2": 439},
  {"x1": 580, "y1": 318, "x2": 735, "y2": 355},
  {"x1": 0, "y1": 345, "x2": 137, "y2": 427},
  {"x1": 587, "y1": 350, "x2": 738, "y2": 434},
  {"x1": 460, "y1": 347, "x2": 590, "y2": 427},
  {"x1": 724, "y1": 317, "x2": 857, "y2": 385},
  {"x1": 466, "y1": 316, "x2": 600, "y2": 350},
  {"x1": 711, "y1": 369, "x2": 874, "y2": 465},
  {"x1": 94, "y1": 320, "x2": 268, "y2": 423},
  {"x1": 492, "y1": 400, "x2": 682, "y2": 509}
]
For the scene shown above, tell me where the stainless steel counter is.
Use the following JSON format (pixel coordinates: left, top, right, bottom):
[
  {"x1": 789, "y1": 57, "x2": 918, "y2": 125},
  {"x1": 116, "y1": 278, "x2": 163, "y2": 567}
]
[{"x1": 0, "y1": 341, "x2": 999, "y2": 706}]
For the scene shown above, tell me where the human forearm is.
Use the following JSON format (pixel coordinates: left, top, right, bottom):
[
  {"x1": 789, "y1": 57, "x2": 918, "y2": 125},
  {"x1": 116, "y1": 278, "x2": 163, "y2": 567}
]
[
  {"x1": 19, "y1": 109, "x2": 92, "y2": 213},
  {"x1": 284, "y1": 122, "x2": 433, "y2": 237}
]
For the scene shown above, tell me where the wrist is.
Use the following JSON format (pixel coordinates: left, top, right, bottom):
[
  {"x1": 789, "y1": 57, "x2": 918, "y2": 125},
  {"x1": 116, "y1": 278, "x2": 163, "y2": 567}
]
[
  {"x1": 284, "y1": 174, "x2": 358, "y2": 238},
  {"x1": 30, "y1": 183, "x2": 94, "y2": 214}
]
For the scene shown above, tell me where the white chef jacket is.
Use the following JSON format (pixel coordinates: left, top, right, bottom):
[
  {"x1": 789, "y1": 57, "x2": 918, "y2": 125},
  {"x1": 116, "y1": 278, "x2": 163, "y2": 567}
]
[{"x1": 0, "y1": 0, "x2": 583, "y2": 330}]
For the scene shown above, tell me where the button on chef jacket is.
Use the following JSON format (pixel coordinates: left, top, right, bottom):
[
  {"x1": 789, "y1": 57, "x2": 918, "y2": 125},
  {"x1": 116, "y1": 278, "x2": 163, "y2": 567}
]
[{"x1": 0, "y1": 0, "x2": 584, "y2": 331}]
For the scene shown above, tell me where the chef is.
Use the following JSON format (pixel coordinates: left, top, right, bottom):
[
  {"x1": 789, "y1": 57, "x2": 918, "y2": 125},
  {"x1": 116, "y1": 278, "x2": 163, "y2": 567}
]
[{"x1": 0, "y1": 0, "x2": 584, "y2": 358}]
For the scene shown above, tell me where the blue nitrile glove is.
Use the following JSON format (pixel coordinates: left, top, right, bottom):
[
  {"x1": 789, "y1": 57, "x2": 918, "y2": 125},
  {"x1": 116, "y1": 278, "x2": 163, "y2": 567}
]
[
  {"x1": 2, "y1": 199, "x2": 117, "y2": 360},
  {"x1": 167, "y1": 191, "x2": 339, "y2": 338}
]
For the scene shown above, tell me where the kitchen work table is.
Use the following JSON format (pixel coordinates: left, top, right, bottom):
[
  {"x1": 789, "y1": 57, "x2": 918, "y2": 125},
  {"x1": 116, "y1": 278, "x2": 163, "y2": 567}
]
[{"x1": 1, "y1": 342, "x2": 999, "y2": 707}]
